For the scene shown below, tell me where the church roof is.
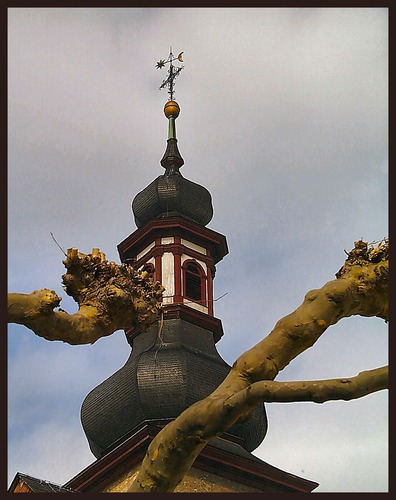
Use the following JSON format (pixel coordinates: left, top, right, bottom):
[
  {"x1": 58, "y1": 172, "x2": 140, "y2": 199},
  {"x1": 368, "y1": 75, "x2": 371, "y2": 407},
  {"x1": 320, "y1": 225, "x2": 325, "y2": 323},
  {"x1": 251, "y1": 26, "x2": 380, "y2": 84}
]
[
  {"x1": 65, "y1": 424, "x2": 319, "y2": 493},
  {"x1": 81, "y1": 318, "x2": 268, "y2": 459}
]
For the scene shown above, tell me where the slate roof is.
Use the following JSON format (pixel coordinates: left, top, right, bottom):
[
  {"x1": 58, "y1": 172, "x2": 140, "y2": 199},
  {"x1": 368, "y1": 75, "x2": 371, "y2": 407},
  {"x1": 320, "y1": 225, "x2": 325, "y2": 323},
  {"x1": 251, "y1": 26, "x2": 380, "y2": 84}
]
[
  {"x1": 132, "y1": 168, "x2": 214, "y2": 228},
  {"x1": 81, "y1": 318, "x2": 268, "y2": 459}
]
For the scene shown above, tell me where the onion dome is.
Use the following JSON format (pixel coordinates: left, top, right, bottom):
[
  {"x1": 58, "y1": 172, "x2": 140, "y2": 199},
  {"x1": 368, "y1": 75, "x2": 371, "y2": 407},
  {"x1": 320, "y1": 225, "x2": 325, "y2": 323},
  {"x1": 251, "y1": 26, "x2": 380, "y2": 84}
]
[
  {"x1": 132, "y1": 101, "x2": 213, "y2": 227},
  {"x1": 81, "y1": 319, "x2": 268, "y2": 458}
]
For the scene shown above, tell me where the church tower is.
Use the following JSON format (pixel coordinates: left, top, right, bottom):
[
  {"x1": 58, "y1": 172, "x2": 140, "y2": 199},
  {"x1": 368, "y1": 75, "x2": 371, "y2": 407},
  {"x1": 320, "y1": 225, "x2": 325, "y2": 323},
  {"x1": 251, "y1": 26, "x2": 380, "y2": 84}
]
[
  {"x1": 64, "y1": 50, "x2": 317, "y2": 493},
  {"x1": 78, "y1": 90, "x2": 269, "y2": 462}
]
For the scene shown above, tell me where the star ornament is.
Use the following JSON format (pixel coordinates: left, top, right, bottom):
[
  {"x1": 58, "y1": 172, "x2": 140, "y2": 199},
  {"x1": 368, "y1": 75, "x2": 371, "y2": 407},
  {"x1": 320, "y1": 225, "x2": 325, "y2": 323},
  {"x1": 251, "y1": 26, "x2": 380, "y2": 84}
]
[{"x1": 156, "y1": 59, "x2": 166, "y2": 69}]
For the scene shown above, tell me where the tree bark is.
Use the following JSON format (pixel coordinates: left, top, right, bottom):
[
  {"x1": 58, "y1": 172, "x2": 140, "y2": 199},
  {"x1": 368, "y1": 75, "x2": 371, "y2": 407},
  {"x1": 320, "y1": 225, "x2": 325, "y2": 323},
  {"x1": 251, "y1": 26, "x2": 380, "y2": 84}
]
[{"x1": 128, "y1": 239, "x2": 388, "y2": 492}]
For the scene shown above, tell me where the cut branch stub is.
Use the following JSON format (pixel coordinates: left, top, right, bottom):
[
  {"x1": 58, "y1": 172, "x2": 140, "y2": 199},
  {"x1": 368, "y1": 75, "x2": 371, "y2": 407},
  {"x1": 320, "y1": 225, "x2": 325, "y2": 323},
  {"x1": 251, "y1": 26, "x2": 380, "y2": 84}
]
[
  {"x1": 8, "y1": 247, "x2": 165, "y2": 344},
  {"x1": 335, "y1": 239, "x2": 388, "y2": 321},
  {"x1": 61, "y1": 247, "x2": 164, "y2": 329},
  {"x1": 336, "y1": 238, "x2": 389, "y2": 276}
]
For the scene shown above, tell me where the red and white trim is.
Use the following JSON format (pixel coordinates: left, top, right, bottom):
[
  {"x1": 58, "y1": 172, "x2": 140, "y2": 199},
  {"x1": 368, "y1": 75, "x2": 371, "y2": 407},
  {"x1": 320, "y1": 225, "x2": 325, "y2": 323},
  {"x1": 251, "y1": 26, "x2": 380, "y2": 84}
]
[{"x1": 118, "y1": 216, "x2": 228, "y2": 320}]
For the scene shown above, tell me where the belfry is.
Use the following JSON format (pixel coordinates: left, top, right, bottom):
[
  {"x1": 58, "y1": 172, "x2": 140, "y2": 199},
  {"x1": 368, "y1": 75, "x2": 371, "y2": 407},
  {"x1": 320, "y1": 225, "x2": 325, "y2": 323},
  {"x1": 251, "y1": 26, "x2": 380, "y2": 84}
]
[{"x1": 9, "y1": 50, "x2": 318, "y2": 493}]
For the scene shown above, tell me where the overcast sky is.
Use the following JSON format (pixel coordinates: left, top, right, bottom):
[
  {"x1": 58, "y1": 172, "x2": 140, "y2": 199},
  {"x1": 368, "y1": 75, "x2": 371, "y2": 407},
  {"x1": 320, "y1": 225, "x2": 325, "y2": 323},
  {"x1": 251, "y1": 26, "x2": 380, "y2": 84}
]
[{"x1": 8, "y1": 7, "x2": 388, "y2": 493}]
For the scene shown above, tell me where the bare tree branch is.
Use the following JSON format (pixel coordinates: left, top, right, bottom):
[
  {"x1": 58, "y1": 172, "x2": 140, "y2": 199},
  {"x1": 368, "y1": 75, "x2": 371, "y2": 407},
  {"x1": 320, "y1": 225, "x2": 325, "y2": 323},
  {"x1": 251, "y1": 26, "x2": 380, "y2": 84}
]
[
  {"x1": 8, "y1": 248, "x2": 164, "y2": 344},
  {"x1": 129, "y1": 239, "x2": 388, "y2": 492},
  {"x1": 225, "y1": 365, "x2": 388, "y2": 408},
  {"x1": 128, "y1": 365, "x2": 388, "y2": 493}
]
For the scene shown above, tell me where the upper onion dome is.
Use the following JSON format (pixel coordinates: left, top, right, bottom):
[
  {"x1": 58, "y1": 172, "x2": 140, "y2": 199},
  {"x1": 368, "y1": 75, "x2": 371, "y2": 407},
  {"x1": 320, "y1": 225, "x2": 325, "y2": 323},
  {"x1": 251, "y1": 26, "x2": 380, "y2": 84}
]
[{"x1": 132, "y1": 101, "x2": 214, "y2": 228}]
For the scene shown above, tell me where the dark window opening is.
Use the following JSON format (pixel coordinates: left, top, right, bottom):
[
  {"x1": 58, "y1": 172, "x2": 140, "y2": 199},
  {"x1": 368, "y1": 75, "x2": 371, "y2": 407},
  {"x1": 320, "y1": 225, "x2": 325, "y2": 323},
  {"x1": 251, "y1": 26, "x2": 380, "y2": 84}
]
[
  {"x1": 186, "y1": 272, "x2": 201, "y2": 301},
  {"x1": 184, "y1": 262, "x2": 205, "y2": 303}
]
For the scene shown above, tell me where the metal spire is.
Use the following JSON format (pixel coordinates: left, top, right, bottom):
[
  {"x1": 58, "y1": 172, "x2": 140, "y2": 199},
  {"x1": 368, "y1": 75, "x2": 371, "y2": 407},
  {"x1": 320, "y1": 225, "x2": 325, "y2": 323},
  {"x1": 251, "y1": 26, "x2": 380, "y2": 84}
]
[{"x1": 156, "y1": 47, "x2": 184, "y2": 101}]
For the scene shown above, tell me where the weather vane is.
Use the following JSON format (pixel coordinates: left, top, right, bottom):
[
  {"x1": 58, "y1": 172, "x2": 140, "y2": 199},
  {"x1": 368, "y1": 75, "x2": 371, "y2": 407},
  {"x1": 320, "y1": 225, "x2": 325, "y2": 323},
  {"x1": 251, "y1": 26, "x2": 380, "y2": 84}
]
[{"x1": 156, "y1": 48, "x2": 184, "y2": 101}]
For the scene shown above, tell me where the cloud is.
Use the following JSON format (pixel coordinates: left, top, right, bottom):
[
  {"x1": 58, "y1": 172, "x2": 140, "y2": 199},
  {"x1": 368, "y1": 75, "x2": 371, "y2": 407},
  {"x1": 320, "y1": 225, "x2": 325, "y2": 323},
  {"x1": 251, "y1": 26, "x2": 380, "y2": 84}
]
[
  {"x1": 8, "y1": 417, "x2": 96, "y2": 486},
  {"x1": 256, "y1": 391, "x2": 388, "y2": 492},
  {"x1": 8, "y1": 7, "x2": 388, "y2": 492}
]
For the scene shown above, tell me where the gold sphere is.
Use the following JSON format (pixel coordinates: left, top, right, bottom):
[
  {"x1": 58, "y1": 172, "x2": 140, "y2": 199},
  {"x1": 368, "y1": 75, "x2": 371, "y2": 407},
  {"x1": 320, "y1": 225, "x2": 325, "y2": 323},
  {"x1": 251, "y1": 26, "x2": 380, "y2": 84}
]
[{"x1": 164, "y1": 100, "x2": 180, "y2": 119}]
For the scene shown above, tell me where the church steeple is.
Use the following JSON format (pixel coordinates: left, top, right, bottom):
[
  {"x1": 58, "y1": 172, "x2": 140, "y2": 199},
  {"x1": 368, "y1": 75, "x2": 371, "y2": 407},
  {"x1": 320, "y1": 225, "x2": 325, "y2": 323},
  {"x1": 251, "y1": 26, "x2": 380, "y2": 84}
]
[{"x1": 80, "y1": 51, "x2": 267, "y2": 464}]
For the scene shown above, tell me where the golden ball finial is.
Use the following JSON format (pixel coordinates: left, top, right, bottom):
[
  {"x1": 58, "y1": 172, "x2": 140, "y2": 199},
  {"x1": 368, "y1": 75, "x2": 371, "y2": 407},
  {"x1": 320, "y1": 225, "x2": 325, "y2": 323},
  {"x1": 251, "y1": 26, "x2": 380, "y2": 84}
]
[{"x1": 164, "y1": 100, "x2": 180, "y2": 119}]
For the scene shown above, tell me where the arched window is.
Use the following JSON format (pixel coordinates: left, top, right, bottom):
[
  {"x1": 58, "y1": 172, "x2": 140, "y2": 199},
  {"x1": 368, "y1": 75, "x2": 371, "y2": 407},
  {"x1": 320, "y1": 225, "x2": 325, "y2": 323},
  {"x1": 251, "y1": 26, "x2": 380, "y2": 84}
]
[{"x1": 183, "y1": 261, "x2": 206, "y2": 304}]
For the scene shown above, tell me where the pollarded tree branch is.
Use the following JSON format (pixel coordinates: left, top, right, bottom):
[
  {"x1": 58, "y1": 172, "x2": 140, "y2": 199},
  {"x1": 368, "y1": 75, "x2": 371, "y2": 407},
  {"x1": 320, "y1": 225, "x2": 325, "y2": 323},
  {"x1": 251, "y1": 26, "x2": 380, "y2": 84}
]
[
  {"x1": 8, "y1": 248, "x2": 164, "y2": 345},
  {"x1": 217, "y1": 239, "x2": 388, "y2": 398},
  {"x1": 225, "y1": 365, "x2": 388, "y2": 408},
  {"x1": 128, "y1": 365, "x2": 388, "y2": 493},
  {"x1": 129, "y1": 239, "x2": 388, "y2": 492}
]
